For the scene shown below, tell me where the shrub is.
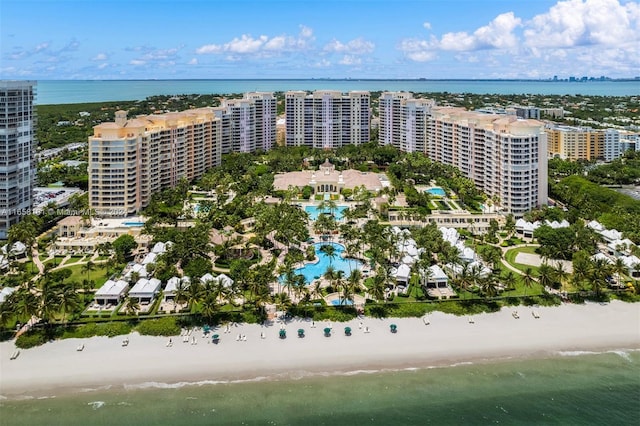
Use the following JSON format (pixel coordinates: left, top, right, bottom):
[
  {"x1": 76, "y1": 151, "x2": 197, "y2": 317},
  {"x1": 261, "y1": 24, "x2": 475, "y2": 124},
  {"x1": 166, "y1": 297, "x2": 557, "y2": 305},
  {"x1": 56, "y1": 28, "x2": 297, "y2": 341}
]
[
  {"x1": 136, "y1": 317, "x2": 180, "y2": 336},
  {"x1": 312, "y1": 306, "x2": 357, "y2": 322},
  {"x1": 16, "y1": 329, "x2": 49, "y2": 349}
]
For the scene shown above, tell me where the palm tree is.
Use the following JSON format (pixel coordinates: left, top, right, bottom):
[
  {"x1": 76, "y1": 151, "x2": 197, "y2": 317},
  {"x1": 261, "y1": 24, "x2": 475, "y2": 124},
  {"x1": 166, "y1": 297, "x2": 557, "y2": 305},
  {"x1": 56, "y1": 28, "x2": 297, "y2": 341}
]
[
  {"x1": 82, "y1": 261, "x2": 96, "y2": 281},
  {"x1": 552, "y1": 263, "x2": 570, "y2": 292},
  {"x1": 522, "y1": 267, "x2": 537, "y2": 296},
  {"x1": 480, "y1": 275, "x2": 499, "y2": 299},
  {"x1": 58, "y1": 285, "x2": 80, "y2": 324},
  {"x1": 186, "y1": 280, "x2": 203, "y2": 312},
  {"x1": 200, "y1": 293, "x2": 219, "y2": 321},
  {"x1": 612, "y1": 257, "x2": 627, "y2": 287},
  {"x1": 319, "y1": 243, "x2": 337, "y2": 265},
  {"x1": 40, "y1": 282, "x2": 62, "y2": 326},
  {"x1": 340, "y1": 280, "x2": 355, "y2": 306},
  {"x1": 501, "y1": 271, "x2": 518, "y2": 292},
  {"x1": 369, "y1": 272, "x2": 386, "y2": 302},
  {"x1": 273, "y1": 292, "x2": 292, "y2": 315},
  {"x1": 348, "y1": 269, "x2": 363, "y2": 292},
  {"x1": 13, "y1": 288, "x2": 39, "y2": 323},
  {"x1": 122, "y1": 295, "x2": 140, "y2": 316},
  {"x1": 537, "y1": 263, "x2": 555, "y2": 290}
]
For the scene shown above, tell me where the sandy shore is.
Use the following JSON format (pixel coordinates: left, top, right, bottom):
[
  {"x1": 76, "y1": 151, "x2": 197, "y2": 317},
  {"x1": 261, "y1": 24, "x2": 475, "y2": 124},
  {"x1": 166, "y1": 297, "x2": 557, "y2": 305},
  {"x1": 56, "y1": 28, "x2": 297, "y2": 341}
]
[{"x1": 1, "y1": 301, "x2": 639, "y2": 399}]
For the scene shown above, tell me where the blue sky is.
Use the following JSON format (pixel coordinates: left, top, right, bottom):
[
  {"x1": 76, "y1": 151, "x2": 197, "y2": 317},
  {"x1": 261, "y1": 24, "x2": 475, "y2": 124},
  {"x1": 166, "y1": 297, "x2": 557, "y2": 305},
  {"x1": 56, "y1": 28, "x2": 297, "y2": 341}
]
[{"x1": 1, "y1": 0, "x2": 639, "y2": 79}]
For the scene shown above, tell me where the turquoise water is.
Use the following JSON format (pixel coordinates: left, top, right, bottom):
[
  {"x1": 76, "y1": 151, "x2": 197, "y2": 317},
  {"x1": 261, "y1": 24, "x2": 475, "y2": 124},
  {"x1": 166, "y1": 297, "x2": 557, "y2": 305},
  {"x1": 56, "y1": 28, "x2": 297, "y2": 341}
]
[
  {"x1": 2, "y1": 351, "x2": 638, "y2": 425},
  {"x1": 123, "y1": 221, "x2": 145, "y2": 227},
  {"x1": 330, "y1": 299, "x2": 354, "y2": 306},
  {"x1": 426, "y1": 187, "x2": 446, "y2": 197},
  {"x1": 292, "y1": 242, "x2": 363, "y2": 284},
  {"x1": 304, "y1": 206, "x2": 348, "y2": 221},
  {"x1": 35, "y1": 80, "x2": 640, "y2": 105}
]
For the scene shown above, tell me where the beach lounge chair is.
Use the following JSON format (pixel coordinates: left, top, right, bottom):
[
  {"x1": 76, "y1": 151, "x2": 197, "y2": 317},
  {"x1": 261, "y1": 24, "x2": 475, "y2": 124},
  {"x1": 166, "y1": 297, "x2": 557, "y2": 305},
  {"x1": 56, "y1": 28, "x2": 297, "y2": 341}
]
[
  {"x1": 512, "y1": 311, "x2": 520, "y2": 319},
  {"x1": 423, "y1": 316, "x2": 430, "y2": 325},
  {"x1": 532, "y1": 310, "x2": 540, "y2": 319},
  {"x1": 468, "y1": 317, "x2": 475, "y2": 324},
  {"x1": 10, "y1": 350, "x2": 20, "y2": 360},
  {"x1": 364, "y1": 326, "x2": 370, "y2": 333},
  {"x1": 122, "y1": 338, "x2": 129, "y2": 347},
  {"x1": 76, "y1": 344, "x2": 84, "y2": 351}
]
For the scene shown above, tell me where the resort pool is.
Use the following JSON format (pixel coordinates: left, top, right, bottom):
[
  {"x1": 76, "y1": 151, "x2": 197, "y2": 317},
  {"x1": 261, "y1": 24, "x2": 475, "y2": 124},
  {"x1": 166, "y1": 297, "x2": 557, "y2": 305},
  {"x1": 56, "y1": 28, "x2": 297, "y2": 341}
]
[
  {"x1": 425, "y1": 187, "x2": 446, "y2": 197},
  {"x1": 330, "y1": 298, "x2": 354, "y2": 306},
  {"x1": 283, "y1": 242, "x2": 363, "y2": 284},
  {"x1": 123, "y1": 221, "x2": 145, "y2": 227},
  {"x1": 304, "y1": 205, "x2": 348, "y2": 221}
]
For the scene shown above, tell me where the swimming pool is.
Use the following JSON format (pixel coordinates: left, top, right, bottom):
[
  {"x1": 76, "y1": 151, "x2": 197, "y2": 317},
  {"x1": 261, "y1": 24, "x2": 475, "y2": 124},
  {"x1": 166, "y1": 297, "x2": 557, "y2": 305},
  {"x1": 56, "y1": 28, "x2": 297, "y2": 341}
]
[
  {"x1": 282, "y1": 242, "x2": 363, "y2": 284},
  {"x1": 304, "y1": 205, "x2": 348, "y2": 221},
  {"x1": 123, "y1": 221, "x2": 145, "y2": 227},
  {"x1": 425, "y1": 187, "x2": 446, "y2": 197},
  {"x1": 330, "y1": 298, "x2": 354, "y2": 306}
]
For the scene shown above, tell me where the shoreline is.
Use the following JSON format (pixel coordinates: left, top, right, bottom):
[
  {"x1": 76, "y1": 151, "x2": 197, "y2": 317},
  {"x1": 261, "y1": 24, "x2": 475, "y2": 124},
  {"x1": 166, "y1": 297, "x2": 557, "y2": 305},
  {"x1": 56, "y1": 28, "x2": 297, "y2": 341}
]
[{"x1": 1, "y1": 301, "x2": 638, "y2": 400}]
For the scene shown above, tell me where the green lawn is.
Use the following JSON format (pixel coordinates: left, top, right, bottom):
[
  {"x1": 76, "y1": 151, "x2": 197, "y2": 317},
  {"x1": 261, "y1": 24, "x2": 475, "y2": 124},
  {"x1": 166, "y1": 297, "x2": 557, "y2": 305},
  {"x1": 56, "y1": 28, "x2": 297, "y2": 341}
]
[
  {"x1": 56, "y1": 263, "x2": 110, "y2": 287},
  {"x1": 504, "y1": 246, "x2": 541, "y2": 274}
]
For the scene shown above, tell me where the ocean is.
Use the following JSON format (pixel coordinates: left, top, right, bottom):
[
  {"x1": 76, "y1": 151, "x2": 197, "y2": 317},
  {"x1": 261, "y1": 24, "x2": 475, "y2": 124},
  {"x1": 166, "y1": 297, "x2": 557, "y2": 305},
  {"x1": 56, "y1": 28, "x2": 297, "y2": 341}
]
[
  {"x1": 2, "y1": 350, "x2": 639, "y2": 425},
  {"x1": 35, "y1": 79, "x2": 640, "y2": 105}
]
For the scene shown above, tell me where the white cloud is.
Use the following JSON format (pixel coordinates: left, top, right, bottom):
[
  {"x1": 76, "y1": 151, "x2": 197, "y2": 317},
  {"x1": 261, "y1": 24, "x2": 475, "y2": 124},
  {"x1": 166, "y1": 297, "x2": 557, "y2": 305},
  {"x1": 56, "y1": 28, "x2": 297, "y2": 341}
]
[
  {"x1": 196, "y1": 26, "x2": 314, "y2": 57},
  {"x1": 188, "y1": 58, "x2": 198, "y2": 65},
  {"x1": 324, "y1": 37, "x2": 374, "y2": 54},
  {"x1": 97, "y1": 63, "x2": 109, "y2": 69},
  {"x1": 92, "y1": 53, "x2": 107, "y2": 61},
  {"x1": 398, "y1": 38, "x2": 437, "y2": 62},
  {"x1": 338, "y1": 55, "x2": 362, "y2": 65},
  {"x1": 524, "y1": 0, "x2": 640, "y2": 48},
  {"x1": 313, "y1": 58, "x2": 331, "y2": 68},
  {"x1": 423, "y1": 21, "x2": 432, "y2": 30},
  {"x1": 439, "y1": 12, "x2": 521, "y2": 51},
  {"x1": 129, "y1": 59, "x2": 146, "y2": 66}
]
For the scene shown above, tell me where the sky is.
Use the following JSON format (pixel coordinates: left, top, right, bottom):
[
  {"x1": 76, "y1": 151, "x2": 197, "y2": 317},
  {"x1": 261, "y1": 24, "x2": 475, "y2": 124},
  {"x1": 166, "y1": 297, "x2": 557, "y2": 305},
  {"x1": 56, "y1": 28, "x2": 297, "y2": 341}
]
[{"x1": 1, "y1": 0, "x2": 639, "y2": 80}]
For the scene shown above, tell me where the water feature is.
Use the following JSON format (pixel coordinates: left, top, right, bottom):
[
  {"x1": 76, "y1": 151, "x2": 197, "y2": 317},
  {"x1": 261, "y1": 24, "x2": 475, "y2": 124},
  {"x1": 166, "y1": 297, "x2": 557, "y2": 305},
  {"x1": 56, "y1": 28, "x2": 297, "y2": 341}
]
[
  {"x1": 304, "y1": 206, "x2": 348, "y2": 221},
  {"x1": 283, "y1": 242, "x2": 363, "y2": 284},
  {"x1": 425, "y1": 187, "x2": 446, "y2": 197}
]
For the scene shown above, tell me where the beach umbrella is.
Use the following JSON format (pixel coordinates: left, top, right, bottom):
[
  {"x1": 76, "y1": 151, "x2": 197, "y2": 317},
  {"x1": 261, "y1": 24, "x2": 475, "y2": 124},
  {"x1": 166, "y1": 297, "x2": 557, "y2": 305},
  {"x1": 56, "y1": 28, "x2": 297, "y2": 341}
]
[
  {"x1": 323, "y1": 327, "x2": 332, "y2": 337},
  {"x1": 344, "y1": 326, "x2": 352, "y2": 336},
  {"x1": 298, "y1": 328, "x2": 305, "y2": 338},
  {"x1": 390, "y1": 324, "x2": 397, "y2": 333},
  {"x1": 212, "y1": 334, "x2": 220, "y2": 344},
  {"x1": 203, "y1": 325, "x2": 211, "y2": 334},
  {"x1": 279, "y1": 329, "x2": 287, "y2": 339}
]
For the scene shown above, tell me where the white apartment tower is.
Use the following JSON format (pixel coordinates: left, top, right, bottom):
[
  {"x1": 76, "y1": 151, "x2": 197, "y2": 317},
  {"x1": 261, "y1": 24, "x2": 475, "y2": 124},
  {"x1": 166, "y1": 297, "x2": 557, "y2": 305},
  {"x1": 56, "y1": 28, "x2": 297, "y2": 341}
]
[
  {"x1": 379, "y1": 92, "x2": 434, "y2": 153},
  {"x1": 221, "y1": 92, "x2": 276, "y2": 154},
  {"x1": 285, "y1": 90, "x2": 370, "y2": 149},
  {"x1": 89, "y1": 108, "x2": 222, "y2": 216},
  {"x1": 0, "y1": 81, "x2": 37, "y2": 240},
  {"x1": 427, "y1": 107, "x2": 547, "y2": 217}
]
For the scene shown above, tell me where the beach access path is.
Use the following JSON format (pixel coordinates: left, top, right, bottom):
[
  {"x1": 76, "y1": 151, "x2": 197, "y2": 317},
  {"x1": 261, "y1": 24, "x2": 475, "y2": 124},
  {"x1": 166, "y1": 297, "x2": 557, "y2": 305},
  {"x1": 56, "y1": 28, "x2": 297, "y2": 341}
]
[{"x1": 1, "y1": 301, "x2": 638, "y2": 399}]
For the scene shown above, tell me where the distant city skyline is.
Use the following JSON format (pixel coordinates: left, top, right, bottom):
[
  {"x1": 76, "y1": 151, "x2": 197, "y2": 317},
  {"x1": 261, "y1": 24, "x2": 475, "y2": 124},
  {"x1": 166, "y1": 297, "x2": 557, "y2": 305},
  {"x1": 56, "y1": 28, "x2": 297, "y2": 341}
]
[{"x1": 1, "y1": 0, "x2": 639, "y2": 80}]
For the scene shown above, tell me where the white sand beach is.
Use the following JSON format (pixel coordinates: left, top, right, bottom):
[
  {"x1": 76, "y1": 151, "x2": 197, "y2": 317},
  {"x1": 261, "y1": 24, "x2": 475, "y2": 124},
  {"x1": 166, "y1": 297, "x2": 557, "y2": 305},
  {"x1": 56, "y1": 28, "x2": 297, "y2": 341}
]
[{"x1": 1, "y1": 301, "x2": 639, "y2": 398}]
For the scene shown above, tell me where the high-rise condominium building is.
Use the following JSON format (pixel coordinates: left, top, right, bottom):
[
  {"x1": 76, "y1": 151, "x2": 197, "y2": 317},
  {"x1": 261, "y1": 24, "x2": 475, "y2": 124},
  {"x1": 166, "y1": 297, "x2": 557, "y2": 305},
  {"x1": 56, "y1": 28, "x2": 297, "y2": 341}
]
[
  {"x1": 378, "y1": 92, "x2": 434, "y2": 153},
  {"x1": 0, "y1": 81, "x2": 37, "y2": 240},
  {"x1": 89, "y1": 92, "x2": 276, "y2": 217},
  {"x1": 89, "y1": 108, "x2": 223, "y2": 216},
  {"x1": 285, "y1": 91, "x2": 370, "y2": 149},
  {"x1": 545, "y1": 125, "x2": 604, "y2": 160},
  {"x1": 603, "y1": 129, "x2": 639, "y2": 161},
  {"x1": 221, "y1": 92, "x2": 276, "y2": 154},
  {"x1": 427, "y1": 107, "x2": 548, "y2": 217}
]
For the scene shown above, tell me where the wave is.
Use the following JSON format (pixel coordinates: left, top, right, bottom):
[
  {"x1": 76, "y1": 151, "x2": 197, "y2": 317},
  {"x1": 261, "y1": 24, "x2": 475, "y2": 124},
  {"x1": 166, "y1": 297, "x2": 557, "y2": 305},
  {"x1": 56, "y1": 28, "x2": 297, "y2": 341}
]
[
  {"x1": 556, "y1": 349, "x2": 638, "y2": 360},
  {"x1": 79, "y1": 385, "x2": 113, "y2": 393},
  {"x1": 88, "y1": 401, "x2": 105, "y2": 410}
]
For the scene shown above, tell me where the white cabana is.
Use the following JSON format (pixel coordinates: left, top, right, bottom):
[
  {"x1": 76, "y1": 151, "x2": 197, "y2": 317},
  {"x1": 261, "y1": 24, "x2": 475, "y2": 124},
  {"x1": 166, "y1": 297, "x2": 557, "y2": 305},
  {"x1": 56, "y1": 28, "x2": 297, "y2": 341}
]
[
  {"x1": 587, "y1": 220, "x2": 605, "y2": 232},
  {"x1": 200, "y1": 273, "x2": 215, "y2": 284},
  {"x1": 420, "y1": 265, "x2": 455, "y2": 299},
  {"x1": 125, "y1": 263, "x2": 148, "y2": 280},
  {"x1": 141, "y1": 252, "x2": 157, "y2": 265},
  {"x1": 129, "y1": 278, "x2": 162, "y2": 303},
  {"x1": 394, "y1": 264, "x2": 411, "y2": 285},
  {"x1": 163, "y1": 276, "x2": 190, "y2": 302},
  {"x1": 621, "y1": 255, "x2": 640, "y2": 278},
  {"x1": 600, "y1": 229, "x2": 624, "y2": 243},
  {"x1": 94, "y1": 279, "x2": 129, "y2": 305},
  {"x1": 215, "y1": 273, "x2": 234, "y2": 288},
  {"x1": 591, "y1": 252, "x2": 613, "y2": 264}
]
